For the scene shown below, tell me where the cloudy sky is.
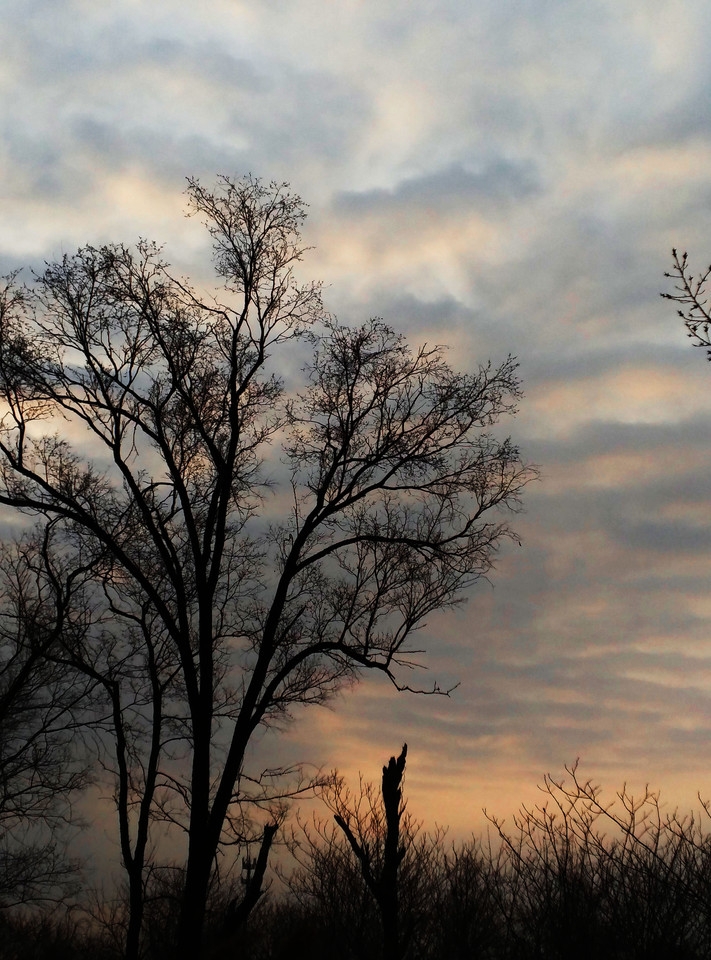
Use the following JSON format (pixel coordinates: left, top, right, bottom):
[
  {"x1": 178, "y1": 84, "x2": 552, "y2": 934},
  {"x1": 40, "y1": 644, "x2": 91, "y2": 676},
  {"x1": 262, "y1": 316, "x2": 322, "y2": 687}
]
[{"x1": 5, "y1": 0, "x2": 711, "y2": 842}]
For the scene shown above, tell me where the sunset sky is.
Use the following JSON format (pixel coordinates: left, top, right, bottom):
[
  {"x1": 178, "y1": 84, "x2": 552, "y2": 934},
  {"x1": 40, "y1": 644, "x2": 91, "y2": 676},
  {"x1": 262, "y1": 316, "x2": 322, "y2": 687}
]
[{"x1": 4, "y1": 0, "x2": 711, "y2": 849}]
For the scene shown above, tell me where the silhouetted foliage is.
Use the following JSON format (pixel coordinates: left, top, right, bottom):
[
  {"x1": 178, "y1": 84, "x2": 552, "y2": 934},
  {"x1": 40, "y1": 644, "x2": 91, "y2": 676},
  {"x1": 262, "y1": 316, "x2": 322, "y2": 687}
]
[
  {"x1": 484, "y1": 763, "x2": 711, "y2": 960},
  {"x1": 4, "y1": 765, "x2": 711, "y2": 959},
  {"x1": 273, "y1": 763, "x2": 711, "y2": 960}
]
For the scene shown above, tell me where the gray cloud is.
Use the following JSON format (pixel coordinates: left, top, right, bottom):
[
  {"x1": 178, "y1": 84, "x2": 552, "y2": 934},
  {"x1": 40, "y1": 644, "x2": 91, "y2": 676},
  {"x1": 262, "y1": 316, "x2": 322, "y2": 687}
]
[
  {"x1": 335, "y1": 161, "x2": 542, "y2": 216},
  {"x1": 4, "y1": 0, "x2": 711, "y2": 840}
]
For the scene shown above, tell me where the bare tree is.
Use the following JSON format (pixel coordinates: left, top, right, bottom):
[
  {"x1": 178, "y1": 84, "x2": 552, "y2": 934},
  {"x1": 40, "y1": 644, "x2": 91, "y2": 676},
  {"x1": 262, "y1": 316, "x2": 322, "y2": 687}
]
[
  {"x1": 486, "y1": 763, "x2": 711, "y2": 959},
  {"x1": 0, "y1": 174, "x2": 535, "y2": 957},
  {"x1": 0, "y1": 527, "x2": 95, "y2": 909},
  {"x1": 68, "y1": 588, "x2": 173, "y2": 960},
  {"x1": 288, "y1": 746, "x2": 446, "y2": 960},
  {"x1": 333, "y1": 745, "x2": 409, "y2": 960},
  {"x1": 663, "y1": 248, "x2": 711, "y2": 356}
]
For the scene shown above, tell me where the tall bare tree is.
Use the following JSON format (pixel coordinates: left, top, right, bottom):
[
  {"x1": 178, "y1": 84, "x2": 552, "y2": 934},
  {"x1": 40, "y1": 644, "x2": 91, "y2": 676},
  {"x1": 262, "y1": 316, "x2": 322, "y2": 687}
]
[{"x1": 0, "y1": 175, "x2": 535, "y2": 957}]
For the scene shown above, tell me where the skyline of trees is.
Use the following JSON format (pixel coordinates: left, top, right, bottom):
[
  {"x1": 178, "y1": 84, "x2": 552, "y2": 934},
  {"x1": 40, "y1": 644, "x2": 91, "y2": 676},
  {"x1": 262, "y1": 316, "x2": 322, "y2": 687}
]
[{"x1": 3, "y1": 751, "x2": 709, "y2": 960}]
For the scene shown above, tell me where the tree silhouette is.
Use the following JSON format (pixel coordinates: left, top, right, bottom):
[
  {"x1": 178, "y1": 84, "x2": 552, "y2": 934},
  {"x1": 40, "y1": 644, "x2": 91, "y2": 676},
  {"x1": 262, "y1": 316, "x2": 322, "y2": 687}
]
[
  {"x1": 288, "y1": 744, "x2": 446, "y2": 960},
  {"x1": 0, "y1": 175, "x2": 534, "y2": 957},
  {"x1": 334, "y1": 745, "x2": 408, "y2": 960},
  {"x1": 663, "y1": 248, "x2": 711, "y2": 357},
  {"x1": 0, "y1": 528, "x2": 94, "y2": 908}
]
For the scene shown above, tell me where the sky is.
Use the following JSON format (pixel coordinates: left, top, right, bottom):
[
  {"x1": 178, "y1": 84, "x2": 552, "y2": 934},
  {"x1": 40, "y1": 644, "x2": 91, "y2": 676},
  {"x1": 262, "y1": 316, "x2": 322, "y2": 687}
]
[{"x1": 4, "y1": 0, "x2": 711, "y2": 849}]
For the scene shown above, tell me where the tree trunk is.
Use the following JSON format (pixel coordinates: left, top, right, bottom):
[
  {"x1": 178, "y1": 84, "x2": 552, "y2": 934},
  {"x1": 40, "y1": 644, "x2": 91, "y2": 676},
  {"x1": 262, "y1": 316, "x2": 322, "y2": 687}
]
[
  {"x1": 379, "y1": 744, "x2": 407, "y2": 960},
  {"x1": 335, "y1": 744, "x2": 408, "y2": 960},
  {"x1": 224, "y1": 822, "x2": 279, "y2": 934},
  {"x1": 177, "y1": 841, "x2": 212, "y2": 960},
  {"x1": 124, "y1": 870, "x2": 144, "y2": 960},
  {"x1": 177, "y1": 707, "x2": 214, "y2": 960}
]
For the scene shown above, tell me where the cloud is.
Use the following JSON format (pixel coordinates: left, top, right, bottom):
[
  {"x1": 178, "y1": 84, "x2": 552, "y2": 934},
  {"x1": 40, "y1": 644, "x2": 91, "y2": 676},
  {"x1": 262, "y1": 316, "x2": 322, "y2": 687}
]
[
  {"x1": 335, "y1": 161, "x2": 542, "y2": 217},
  {"x1": 4, "y1": 0, "x2": 711, "y2": 852}
]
